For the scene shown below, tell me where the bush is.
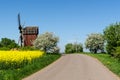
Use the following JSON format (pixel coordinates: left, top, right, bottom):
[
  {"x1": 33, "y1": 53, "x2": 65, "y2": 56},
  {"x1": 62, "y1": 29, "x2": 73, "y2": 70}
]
[
  {"x1": 113, "y1": 47, "x2": 120, "y2": 59},
  {"x1": 19, "y1": 46, "x2": 38, "y2": 51},
  {"x1": 65, "y1": 43, "x2": 73, "y2": 53},
  {"x1": 0, "y1": 47, "x2": 10, "y2": 50},
  {"x1": 65, "y1": 43, "x2": 83, "y2": 53}
]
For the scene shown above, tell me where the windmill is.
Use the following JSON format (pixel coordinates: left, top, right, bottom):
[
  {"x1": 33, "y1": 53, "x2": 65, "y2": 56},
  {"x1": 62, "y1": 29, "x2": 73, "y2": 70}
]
[
  {"x1": 18, "y1": 13, "x2": 39, "y2": 47},
  {"x1": 18, "y1": 13, "x2": 24, "y2": 47}
]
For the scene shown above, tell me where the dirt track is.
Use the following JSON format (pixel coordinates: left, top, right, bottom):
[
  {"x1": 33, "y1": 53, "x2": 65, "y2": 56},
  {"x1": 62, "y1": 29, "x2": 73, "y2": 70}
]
[{"x1": 23, "y1": 54, "x2": 120, "y2": 80}]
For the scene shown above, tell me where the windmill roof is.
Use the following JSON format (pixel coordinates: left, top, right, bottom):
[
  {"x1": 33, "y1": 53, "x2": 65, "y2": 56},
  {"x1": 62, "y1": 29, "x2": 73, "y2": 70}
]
[{"x1": 23, "y1": 26, "x2": 39, "y2": 35}]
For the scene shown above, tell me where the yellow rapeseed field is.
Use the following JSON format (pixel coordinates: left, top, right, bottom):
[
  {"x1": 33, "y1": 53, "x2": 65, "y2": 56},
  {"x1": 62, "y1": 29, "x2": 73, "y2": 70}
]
[{"x1": 0, "y1": 51, "x2": 44, "y2": 69}]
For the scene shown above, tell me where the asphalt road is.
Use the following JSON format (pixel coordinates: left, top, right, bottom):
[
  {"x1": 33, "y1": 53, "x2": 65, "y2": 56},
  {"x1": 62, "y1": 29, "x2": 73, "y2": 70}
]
[{"x1": 23, "y1": 54, "x2": 120, "y2": 80}]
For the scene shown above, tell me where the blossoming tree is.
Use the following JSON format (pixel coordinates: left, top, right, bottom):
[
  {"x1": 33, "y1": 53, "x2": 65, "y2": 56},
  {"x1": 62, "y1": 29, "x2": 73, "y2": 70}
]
[
  {"x1": 33, "y1": 32, "x2": 59, "y2": 53},
  {"x1": 85, "y1": 33, "x2": 104, "y2": 53}
]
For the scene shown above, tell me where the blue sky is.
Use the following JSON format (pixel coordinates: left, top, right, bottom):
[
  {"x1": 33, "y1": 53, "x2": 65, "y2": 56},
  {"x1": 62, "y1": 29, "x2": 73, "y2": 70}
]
[{"x1": 0, "y1": 0, "x2": 120, "y2": 52}]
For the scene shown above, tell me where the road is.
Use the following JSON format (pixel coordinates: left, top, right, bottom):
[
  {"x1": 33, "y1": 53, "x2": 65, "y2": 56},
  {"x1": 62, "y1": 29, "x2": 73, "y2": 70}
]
[{"x1": 23, "y1": 54, "x2": 120, "y2": 80}]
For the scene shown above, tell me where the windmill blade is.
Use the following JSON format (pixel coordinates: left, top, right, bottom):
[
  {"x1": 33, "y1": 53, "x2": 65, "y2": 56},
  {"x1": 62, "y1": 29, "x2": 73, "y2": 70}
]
[
  {"x1": 18, "y1": 13, "x2": 22, "y2": 33},
  {"x1": 18, "y1": 13, "x2": 21, "y2": 26},
  {"x1": 18, "y1": 13, "x2": 24, "y2": 47}
]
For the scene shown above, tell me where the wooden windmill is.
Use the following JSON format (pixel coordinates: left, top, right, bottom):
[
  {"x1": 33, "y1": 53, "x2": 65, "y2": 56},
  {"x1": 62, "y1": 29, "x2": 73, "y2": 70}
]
[
  {"x1": 18, "y1": 13, "x2": 39, "y2": 47},
  {"x1": 18, "y1": 13, "x2": 24, "y2": 47}
]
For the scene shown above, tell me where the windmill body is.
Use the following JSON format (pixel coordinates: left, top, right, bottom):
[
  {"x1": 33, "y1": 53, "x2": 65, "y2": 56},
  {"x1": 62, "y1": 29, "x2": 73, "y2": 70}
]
[{"x1": 23, "y1": 27, "x2": 39, "y2": 46}]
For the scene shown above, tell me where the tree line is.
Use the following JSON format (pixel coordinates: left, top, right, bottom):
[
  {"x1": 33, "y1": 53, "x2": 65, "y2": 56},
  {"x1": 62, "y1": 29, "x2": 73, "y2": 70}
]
[
  {"x1": 1, "y1": 22, "x2": 120, "y2": 59},
  {"x1": 65, "y1": 22, "x2": 120, "y2": 59}
]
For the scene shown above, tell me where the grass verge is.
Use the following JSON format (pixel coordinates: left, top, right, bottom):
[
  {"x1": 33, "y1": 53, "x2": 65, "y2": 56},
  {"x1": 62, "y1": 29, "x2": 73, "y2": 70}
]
[
  {"x1": 86, "y1": 53, "x2": 120, "y2": 77},
  {"x1": 0, "y1": 54, "x2": 61, "y2": 80}
]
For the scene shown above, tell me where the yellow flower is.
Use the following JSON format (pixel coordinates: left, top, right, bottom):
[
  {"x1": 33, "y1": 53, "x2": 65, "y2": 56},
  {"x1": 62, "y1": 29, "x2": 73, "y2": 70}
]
[{"x1": 0, "y1": 51, "x2": 44, "y2": 69}]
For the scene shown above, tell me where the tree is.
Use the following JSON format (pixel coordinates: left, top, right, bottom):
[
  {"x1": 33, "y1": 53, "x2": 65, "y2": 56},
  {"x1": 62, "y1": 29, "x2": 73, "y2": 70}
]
[
  {"x1": 104, "y1": 23, "x2": 120, "y2": 54},
  {"x1": 0, "y1": 38, "x2": 18, "y2": 50},
  {"x1": 33, "y1": 32, "x2": 59, "y2": 53},
  {"x1": 65, "y1": 43, "x2": 73, "y2": 53},
  {"x1": 85, "y1": 33, "x2": 104, "y2": 53},
  {"x1": 65, "y1": 43, "x2": 83, "y2": 53}
]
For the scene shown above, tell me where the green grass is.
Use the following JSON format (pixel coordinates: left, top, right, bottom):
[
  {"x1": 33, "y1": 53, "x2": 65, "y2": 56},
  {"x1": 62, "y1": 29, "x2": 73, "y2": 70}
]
[
  {"x1": 86, "y1": 53, "x2": 120, "y2": 77},
  {"x1": 0, "y1": 54, "x2": 61, "y2": 80}
]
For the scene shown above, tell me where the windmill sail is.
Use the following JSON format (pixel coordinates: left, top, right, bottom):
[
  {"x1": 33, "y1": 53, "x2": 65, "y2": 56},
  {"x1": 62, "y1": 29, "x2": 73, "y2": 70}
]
[{"x1": 18, "y1": 13, "x2": 23, "y2": 47}]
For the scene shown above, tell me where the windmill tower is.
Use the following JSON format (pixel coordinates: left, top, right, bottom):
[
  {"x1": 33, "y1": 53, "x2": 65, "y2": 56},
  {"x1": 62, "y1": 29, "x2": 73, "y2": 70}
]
[{"x1": 18, "y1": 13, "x2": 24, "y2": 47}]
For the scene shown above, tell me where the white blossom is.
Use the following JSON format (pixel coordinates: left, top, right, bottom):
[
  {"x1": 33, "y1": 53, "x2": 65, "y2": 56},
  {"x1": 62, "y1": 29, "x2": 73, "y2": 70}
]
[
  {"x1": 85, "y1": 33, "x2": 105, "y2": 53},
  {"x1": 33, "y1": 32, "x2": 59, "y2": 53}
]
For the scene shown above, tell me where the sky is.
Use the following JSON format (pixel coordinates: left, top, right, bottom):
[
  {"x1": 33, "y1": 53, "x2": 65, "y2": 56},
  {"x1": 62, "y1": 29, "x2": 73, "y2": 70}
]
[{"x1": 0, "y1": 0, "x2": 120, "y2": 52}]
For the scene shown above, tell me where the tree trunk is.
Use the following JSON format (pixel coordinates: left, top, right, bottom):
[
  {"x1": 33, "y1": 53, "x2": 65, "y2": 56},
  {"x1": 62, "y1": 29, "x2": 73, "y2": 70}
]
[{"x1": 94, "y1": 49, "x2": 97, "y2": 53}]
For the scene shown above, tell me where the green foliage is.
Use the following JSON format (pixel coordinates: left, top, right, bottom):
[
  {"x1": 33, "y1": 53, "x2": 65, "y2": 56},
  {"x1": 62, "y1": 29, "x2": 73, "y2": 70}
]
[
  {"x1": 113, "y1": 47, "x2": 120, "y2": 59},
  {"x1": 87, "y1": 53, "x2": 120, "y2": 77},
  {"x1": 0, "y1": 38, "x2": 19, "y2": 50},
  {"x1": 65, "y1": 43, "x2": 73, "y2": 53},
  {"x1": 104, "y1": 23, "x2": 120, "y2": 54},
  {"x1": 33, "y1": 32, "x2": 60, "y2": 53},
  {"x1": 85, "y1": 33, "x2": 105, "y2": 53},
  {"x1": 117, "y1": 41, "x2": 120, "y2": 46},
  {"x1": 65, "y1": 43, "x2": 83, "y2": 53},
  {"x1": 0, "y1": 54, "x2": 61, "y2": 80},
  {"x1": 0, "y1": 47, "x2": 10, "y2": 50},
  {"x1": 19, "y1": 46, "x2": 38, "y2": 51}
]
